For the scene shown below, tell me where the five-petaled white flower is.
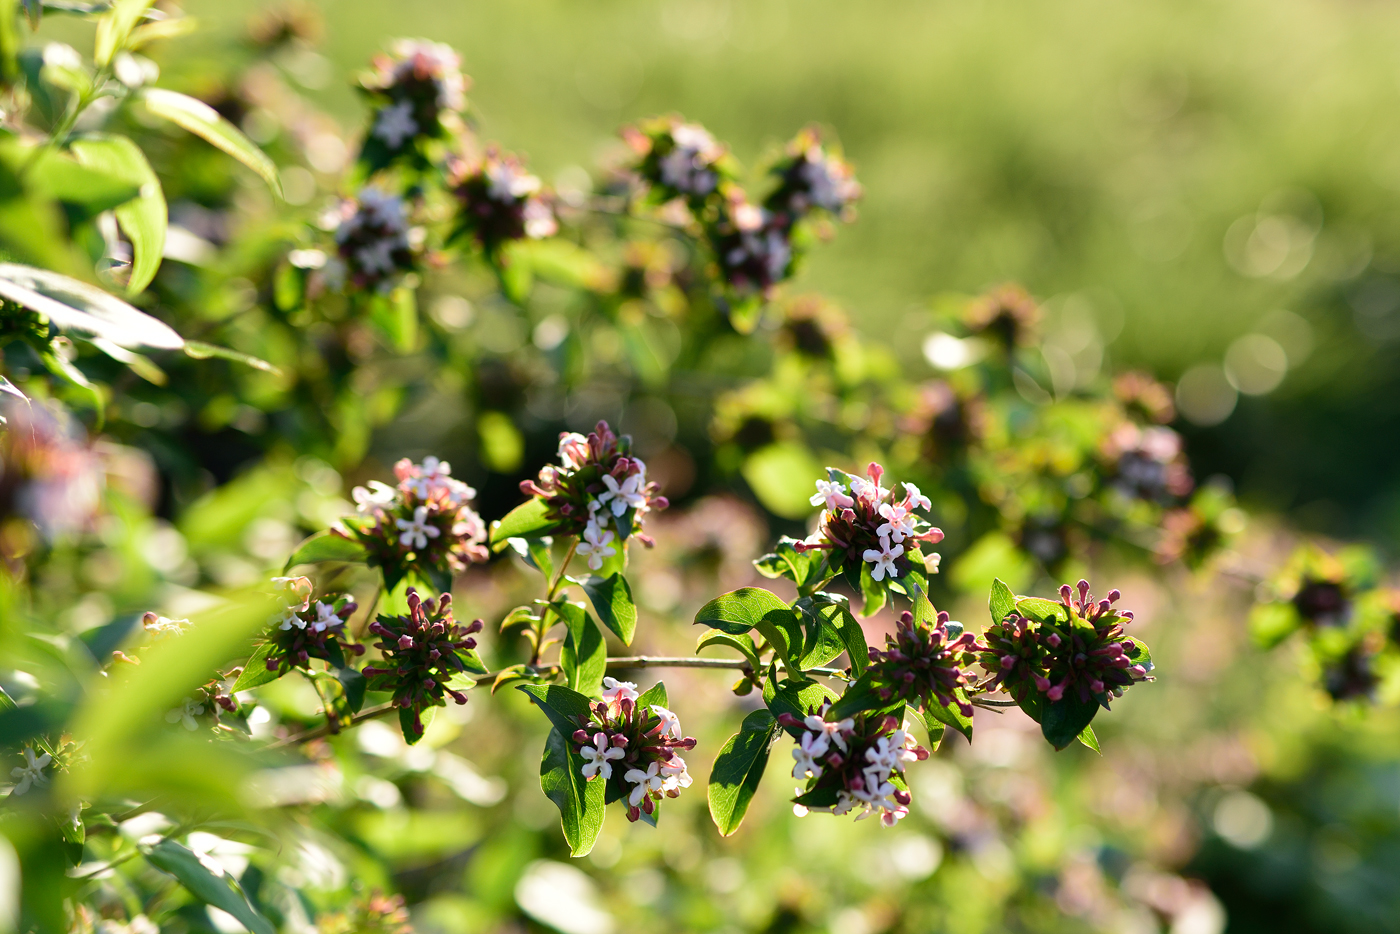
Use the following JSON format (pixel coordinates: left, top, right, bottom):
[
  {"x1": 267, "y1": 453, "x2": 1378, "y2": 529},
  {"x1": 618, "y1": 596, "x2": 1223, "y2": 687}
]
[
  {"x1": 862, "y1": 535, "x2": 904, "y2": 581},
  {"x1": 353, "y1": 480, "x2": 397, "y2": 515},
  {"x1": 165, "y1": 696, "x2": 204, "y2": 731},
  {"x1": 791, "y1": 732, "x2": 829, "y2": 779},
  {"x1": 650, "y1": 705, "x2": 682, "y2": 740},
  {"x1": 579, "y1": 733, "x2": 626, "y2": 780},
  {"x1": 877, "y1": 502, "x2": 916, "y2": 544},
  {"x1": 600, "y1": 677, "x2": 639, "y2": 705},
  {"x1": 597, "y1": 469, "x2": 648, "y2": 517},
  {"x1": 660, "y1": 758, "x2": 692, "y2": 794},
  {"x1": 373, "y1": 100, "x2": 419, "y2": 148},
  {"x1": 10, "y1": 747, "x2": 51, "y2": 795},
  {"x1": 810, "y1": 479, "x2": 854, "y2": 511},
  {"x1": 395, "y1": 505, "x2": 440, "y2": 550},
  {"x1": 576, "y1": 520, "x2": 616, "y2": 571},
  {"x1": 902, "y1": 482, "x2": 932, "y2": 511},
  {"x1": 624, "y1": 761, "x2": 665, "y2": 806},
  {"x1": 849, "y1": 477, "x2": 889, "y2": 501},
  {"x1": 311, "y1": 601, "x2": 341, "y2": 633},
  {"x1": 277, "y1": 608, "x2": 305, "y2": 631},
  {"x1": 803, "y1": 714, "x2": 853, "y2": 752},
  {"x1": 557, "y1": 432, "x2": 591, "y2": 469}
]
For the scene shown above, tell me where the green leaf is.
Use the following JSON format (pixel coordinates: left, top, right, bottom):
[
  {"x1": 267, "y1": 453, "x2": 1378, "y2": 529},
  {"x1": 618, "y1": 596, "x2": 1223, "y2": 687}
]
[
  {"x1": 143, "y1": 839, "x2": 274, "y2": 934},
  {"x1": 635, "y1": 681, "x2": 668, "y2": 710},
  {"x1": 230, "y1": 643, "x2": 279, "y2": 691},
  {"x1": 827, "y1": 671, "x2": 889, "y2": 720},
  {"x1": 94, "y1": 0, "x2": 155, "y2": 66},
  {"x1": 70, "y1": 135, "x2": 166, "y2": 294},
  {"x1": 0, "y1": 262, "x2": 183, "y2": 349},
  {"x1": 859, "y1": 561, "x2": 887, "y2": 617},
  {"x1": 1041, "y1": 693, "x2": 1099, "y2": 750},
  {"x1": 818, "y1": 594, "x2": 869, "y2": 676},
  {"x1": 925, "y1": 688, "x2": 974, "y2": 741},
  {"x1": 579, "y1": 573, "x2": 637, "y2": 646},
  {"x1": 139, "y1": 88, "x2": 282, "y2": 197},
  {"x1": 540, "y1": 726, "x2": 605, "y2": 857},
  {"x1": 989, "y1": 578, "x2": 1017, "y2": 625},
  {"x1": 1076, "y1": 723, "x2": 1101, "y2": 754},
  {"x1": 283, "y1": 531, "x2": 369, "y2": 570},
  {"x1": 696, "y1": 630, "x2": 761, "y2": 672},
  {"x1": 555, "y1": 602, "x2": 606, "y2": 698},
  {"x1": 21, "y1": 146, "x2": 140, "y2": 216},
  {"x1": 507, "y1": 536, "x2": 555, "y2": 579},
  {"x1": 1015, "y1": 596, "x2": 1069, "y2": 626},
  {"x1": 791, "y1": 597, "x2": 847, "y2": 670},
  {"x1": 490, "y1": 498, "x2": 560, "y2": 550},
  {"x1": 182, "y1": 340, "x2": 281, "y2": 374},
  {"x1": 763, "y1": 676, "x2": 838, "y2": 734},
  {"x1": 913, "y1": 705, "x2": 947, "y2": 751},
  {"x1": 754, "y1": 536, "x2": 830, "y2": 592},
  {"x1": 399, "y1": 704, "x2": 435, "y2": 745},
  {"x1": 708, "y1": 709, "x2": 779, "y2": 836},
  {"x1": 1249, "y1": 601, "x2": 1301, "y2": 649},
  {"x1": 695, "y1": 587, "x2": 801, "y2": 672},
  {"x1": 518, "y1": 682, "x2": 594, "y2": 737}
]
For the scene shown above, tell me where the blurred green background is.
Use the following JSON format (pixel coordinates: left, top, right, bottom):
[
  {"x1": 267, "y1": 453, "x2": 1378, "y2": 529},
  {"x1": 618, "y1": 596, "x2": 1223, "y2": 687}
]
[{"x1": 156, "y1": 0, "x2": 1400, "y2": 545}]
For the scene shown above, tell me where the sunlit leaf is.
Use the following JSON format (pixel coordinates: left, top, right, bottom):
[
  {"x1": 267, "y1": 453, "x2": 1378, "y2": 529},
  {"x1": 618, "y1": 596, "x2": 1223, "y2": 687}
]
[
  {"x1": 71, "y1": 135, "x2": 167, "y2": 293},
  {"x1": 708, "y1": 709, "x2": 778, "y2": 836},
  {"x1": 139, "y1": 88, "x2": 282, "y2": 197},
  {"x1": 0, "y1": 262, "x2": 183, "y2": 349}
]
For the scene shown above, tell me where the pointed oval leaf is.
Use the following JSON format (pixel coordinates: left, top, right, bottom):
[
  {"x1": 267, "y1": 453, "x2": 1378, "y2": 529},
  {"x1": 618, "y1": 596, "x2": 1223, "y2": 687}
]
[
  {"x1": 283, "y1": 531, "x2": 369, "y2": 570},
  {"x1": 540, "y1": 726, "x2": 605, "y2": 857},
  {"x1": 139, "y1": 88, "x2": 282, "y2": 197},
  {"x1": 71, "y1": 135, "x2": 166, "y2": 293},
  {"x1": 696, "y1": 630, "x2": 761, "y2": 672},
  {"x1": 708, "y1": 709, "x2": 778, "y2": 836},
  {"x1": 555, "y1": 601, "x2": 606, "y2": 698},
  {"x1": 489, "y1": 498, "x2": 560, "y2": 550},
  {"x1": 0, "y1": 262, "x2": 182, "y2": 349},
  {"x1": 143, "y1": 839, "x2": 274, "y2": 934},
  {"x1": 989, "y1": 578, "x2": 1017, "y2": 625},
  {"x1": 580, "y1": 572, "x2": 636, "y2": 645}
]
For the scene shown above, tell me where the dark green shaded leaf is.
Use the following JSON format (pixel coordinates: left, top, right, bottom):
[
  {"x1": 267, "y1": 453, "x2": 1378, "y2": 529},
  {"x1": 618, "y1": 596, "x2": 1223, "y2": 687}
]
[
  {"x1": 580, "y1": 573, "x2": 636, "y2": 645},
  {"x1": 518, "y1": 682, "x2": 594, "y2": 737},
  {"x1": 708, "y1": 709, "x2": 779, "y2": 836},
  {"x1": 336, "y1": 667, "x2": 366, "y2": 715},
  {"x1": 143, "y1": 839, "x2": 274, "y2": 934},
  {"x1": 925, "y1": 687, "x2": 974, "y2": 741},
  {"x1": 859, "y1": 561, "x2": 886, "y2": 617},
  {"x1": 1041, "y1": 693, "x2": 1099, "y2": 750},
  {"x1": 540, "y1": 726, "x2": 605, "y2": 857},
  {"x1": 399, "y1": 705, "x2": 435, "y2": 745},
  {"x1": 556, "y1": 601, "x2": 606, "y2": 697},
  {"x1": 695, "y1": 587, "x2": 801, "y2": 672}
]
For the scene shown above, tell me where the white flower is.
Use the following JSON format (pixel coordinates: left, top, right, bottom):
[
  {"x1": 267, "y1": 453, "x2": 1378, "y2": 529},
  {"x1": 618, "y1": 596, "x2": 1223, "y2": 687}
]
[
  {"x1": 659, "y1": 757, "x2": 692, "y2": 795},
  {"x1": 862, "y1": 535, "x2": 903, "y2": 581},
  {"x1": 791, "y1": 732, "x2": 829, "y2": 780},
  {"x1": 810, "y1": 479, "x2": 854, "y2": 511},
  {"x1": 165, "y1": 697, "x2": 204, "y2": 731},
  {"x1": 395, "y1": 505, "x2": 440, "y2": 550},
  {"x1": 576, "y1": 520, "x2": 616, "y2": 571},
  {"x1": 407, "y1": 457, "x2": 461, "y2": 501},
  {"x1": 650, "y1": 705, "x2": 682, "y2": 740},
  {"x1": 271, "y1": 576, "x2": 313, "y2": 612},
  {"x1": 373, "y1": 100, "x2": 419, "y2": 148},
  {"x1": 277, "y1": 608, "x2": 305, "y2": 631},
  {"x1": 624, "y1": 761, "x2": 665, "y2": 806},
  {"x1": 903, "y1": 482, "x2": 932, "y2": 511},
  {"x1": 926, "y1": 551, "x2": 941, "y2": 574},
  {"x1": 803, "y1": 714, "x2": 853, "y2": 753},
  {"x1": 579, "y1": 734, "x2": 625, "y2": 780},
  {"x1": 522, "y1": 198, "x2": 558, "y2": 239},
  {"x1": 849, "y1": 477, "x2": 889, "y2": 501},
  {"x1": 142, "y1": 615, "x2": 189, "y2": 639},
  {"x1": 311, "y1": 602, "x2": 341, "y2": 633},
  {"x1": 600, "y1": 677, "x2": 639, "y2": 705},
  {"x1": 557, "y1": 432, "x2": 591, "y2": 468},
  {"x1": 10, "y1": 747, "x2": 51, "y2": 795},
  {"x1": 42, "y1": 42, "x2": 81, "y2": 71},
  {"x1": 597, "y1": 468, "x2": 648, "y2": 517},
  {"x1": 877, "y1": 502, "x2": 916, "y2": 544},
  {"x1": 486, "y1": 161, "x2": 542, "y2": 201},
  {"x1": 353, "y1": 480, "x2": 398, "y2": 515}
]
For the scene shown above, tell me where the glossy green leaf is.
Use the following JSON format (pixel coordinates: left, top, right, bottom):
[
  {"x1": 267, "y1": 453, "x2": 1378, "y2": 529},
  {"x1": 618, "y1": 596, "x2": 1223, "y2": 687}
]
[
  {"x1": 1076, "y1": 723, "x2": 1101, "y2": 754},
  {"x1": 0, "y1": 262, "x2": 183, "y2": 349},
  {"x1": 71, "y1": 135, "x2": 166, "y2": 294},
  {"x1": 708, "y1": 709, "x2": 779, "y2": 836},
  {"x1": 143, "y1": 839, "x2": 274, "y2": 934},
  {"x1": 925, "y1": 687, "x2": 974, "y2": 741},
  {"x1": 230, "y1": 643, "x2": 278, "y2": 691},
  {"x1": 580, "y1": 573, "x2": 636, "y2": 645},
  {"x1": 763, "y1": 676, "x2": 838, "y2": 734},
  {"x1": 490, "y1": 498, "x2": 559, "y2": 550},
  {"x1": 913, "y1": 705, "x2": 947, "y2": 751},
  {"x1": 139, "y1": 88, "x2": 282, "y2": 197},
  {"x1": 1041, "y1": 693, "x2": 1100, "y2": 750},
  {"x1": 21, "y1": 146, "x2": 140, "y2": 216},
  {"x1": 1015, "y1": 596, "x2": 1069, "y2": 626},
  {"x1": 182, "y1": 340, "x2": 281, "y2": 373},
  {"x1": 518, "y1": 682, "x2": 594, "y2": 737},
  {"x1": 555, "y1": 601, "x2": 606, "y2": 697},
  {"x1": 283, "y1": 531, "x2": 369, "y2": 570},
  {"x1": 507, "y1": 536, "x2": 554, "y2": 579},
  {"x1": 827, "y1": 671, "x2": 889, "y2": 720},
  {"x1": 696, "y1": 630, "x2": 761, "y2": 672},
  {"x1": 635, "y1": 681, "x2": 668, "y2": 710},
  {"x1": 989, "y1": 578, "x2": 1017, "y2": 625},
  {"x1": 859, "y1": 561, "x2": 887, "y2": 617},
  {"x1": 695, "y1": 587, "x2": 801, "y2": 672},
  {"x1": 540, "y1": 726, "x2": 605, "y2": 857},
  {"x1": 792, "y1": 597, "x2": 847, "y2": 670}
]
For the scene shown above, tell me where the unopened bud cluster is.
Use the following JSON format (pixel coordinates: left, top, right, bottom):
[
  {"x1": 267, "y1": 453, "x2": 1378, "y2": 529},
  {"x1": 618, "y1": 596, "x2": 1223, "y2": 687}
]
[
  {"x1": 264, "y1": 576, "x2": 363, "y2": 674},
  {"x1": 979, "y1": 580, "x2": 1152, "y2": 707},
  {"x1": 799, "y1": 462, "x2": 943, "y2": 582},
  {"x1": 450, "y1": 148, "x2": 558, "y2": 255},
  {"x1": 783, "y1": 703, "x2": 927, "y2": 827},
  {"x1": 868, "y1": 606, "x2": 979, "y2": 717},
  {"x1": 343, "y1": 456, "x2": 488, "y2": 584},
  {"x1": 326, "y1": 188, "x2": 418, "y2": 293},
  {"x1": 362, "y1": 588, "x2": 484, "y2": 735},
  {"x1": 519, "y1": 421, "x2": 668, "y2": 565},
  {"x1": 571, "y1": 678, "x2": 696, "y2": 822},
  {"x1": 362, "y1": 39, "x2": 467, "y2": 152}
]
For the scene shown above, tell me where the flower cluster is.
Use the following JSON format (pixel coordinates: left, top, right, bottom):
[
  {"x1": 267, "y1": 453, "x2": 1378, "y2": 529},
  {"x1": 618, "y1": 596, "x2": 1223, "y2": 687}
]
[
  {"x1": 360, "y1": 39, "x2": 466, "y2": 153},
  {"x1": 570, "y1": 678, "x2": 696, "y2": 822},
  {"x1": 868, "y1": 606, "x2": 980, "y2": 717},
  {"x1": 979, "y1": 580, "x2": 1153, "y2": 708},
  {"x1": 326, "y1": 188, "x2": 418, "y2": 294},
  {"x1": 963, "y1": 283, "x2": 1041, "y2": 349},
  {"x1": 623, "y1": 118, "x2": 730, "y2": 207},
  {"x1": 519, "y1": 421, "x2": 668, "y2": 562},
  {"x1": 1101, "y1": 423, "x2": 1193, "y2": 504},
  {"x1": 798, "y1": 463, "x2": 943, "y2": 583},
  {"x1": 451, "y1": 149, "x2": 558, "y2": 255},
  {"x1": 901, "y1": 379, "x2": 986, "y2": 464},
  {"x1": 0, "y1": 400, "x2": 102, "y2": 542},
  {"x1": 342, "y1": 456, "x2": 488, "y2": 588},
  {"x1": 164, "y1": 677, "x2": 237, "y2": 732},
  {"x1": 362, "y1": 588, "x2": 485, "y2": 736},
  {"x1": 317, "y1": 891, "x2": 413, "y2": 934},
  {"x1": 763, "y1": 128, "x2": 861, "y2": 222},
  {"x1": 710, "y1": 195, "x2": 793, "y2": 296},
  {"x1": 782, "y1": 704, "x2": 928, "y2": 827},
  {"x1": 262, "y1": 576, "x2": 363, "y2": 674}
]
